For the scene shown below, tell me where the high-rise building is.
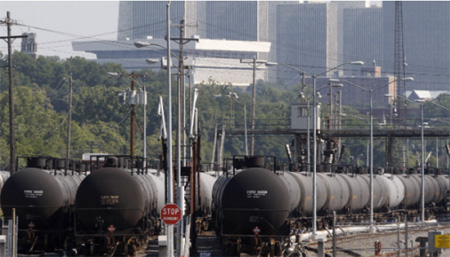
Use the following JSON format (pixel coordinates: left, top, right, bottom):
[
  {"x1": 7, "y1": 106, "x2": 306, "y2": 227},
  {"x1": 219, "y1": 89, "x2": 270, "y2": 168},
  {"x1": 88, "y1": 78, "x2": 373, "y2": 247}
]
[
  {"x1": 118, "y1": 1, "x2": 188, "y2": 40},
  {"x1": 343, "y1": 6, "x2": 383, "y2": 76},
  {"x1": 75, "y1": 1, "x2": 273, "y2": 87},
  {"x1": 117, "y1": 1, "x2": 268, "y2": 43},
  {"x1": 274, "y1": 1, "x2": 365, "y2": 83},
  {"x1": 276, "y1": 2, "x2": 334, "y2": 81}
]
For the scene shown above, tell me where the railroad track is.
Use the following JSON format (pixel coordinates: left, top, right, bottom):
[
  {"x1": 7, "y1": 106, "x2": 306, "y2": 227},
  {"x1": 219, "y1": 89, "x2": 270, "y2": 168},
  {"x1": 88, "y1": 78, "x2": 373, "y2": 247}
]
[{"x1": 301, "y1": 223, "x2": 450, "y2": 257}]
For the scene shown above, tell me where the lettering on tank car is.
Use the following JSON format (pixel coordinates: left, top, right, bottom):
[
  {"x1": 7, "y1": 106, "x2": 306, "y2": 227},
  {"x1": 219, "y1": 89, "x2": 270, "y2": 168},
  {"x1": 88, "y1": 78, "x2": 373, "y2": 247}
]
[
  {"x1": 25, "y1": 214, "x2": 38, "y2": 220},
  {"x1": 101, "y1": 195, "x2": 119, "y2": 205},
  {"x1": 249, "y1": 215, "x2": 263, "y2": 222},
  {"x1": 24, "y1": 190, "x2": 44, "y2": 198},
  {"x1": 246, "y1": 190, "x2": 268, "y2": 199}
]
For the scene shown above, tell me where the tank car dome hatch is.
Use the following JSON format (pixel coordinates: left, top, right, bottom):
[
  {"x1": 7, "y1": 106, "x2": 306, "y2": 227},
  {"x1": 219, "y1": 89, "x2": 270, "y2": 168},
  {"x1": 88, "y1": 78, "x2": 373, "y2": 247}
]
[
  {"x1": 245, "y1": 156, "x2": 266, "y2": 168},
  {"x1": 27, "y1": 157, "x2": 47, "y2": 169},
  {"x1": 233, "y1": 156, "x2": 267, "y2": 169},
  {"x1": 75, "y1": 168, "x2": 146, "y2": 231},
  {"x1": 105, "y1": 156, "x2": 119, "y2": 167},
  {"x1": 217, "y1": 168, "x2": 290, "y2": 235}
]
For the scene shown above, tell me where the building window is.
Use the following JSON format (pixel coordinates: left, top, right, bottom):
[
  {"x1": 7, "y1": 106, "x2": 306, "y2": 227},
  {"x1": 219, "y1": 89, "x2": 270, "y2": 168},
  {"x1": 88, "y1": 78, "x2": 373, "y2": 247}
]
[{"x1": 298, "y1": 107, "x2": 308, "y2": 117}]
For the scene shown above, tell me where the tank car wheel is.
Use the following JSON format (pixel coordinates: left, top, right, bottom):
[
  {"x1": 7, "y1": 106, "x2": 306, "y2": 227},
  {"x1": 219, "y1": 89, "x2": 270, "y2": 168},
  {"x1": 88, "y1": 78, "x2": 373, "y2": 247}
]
[
  {"x1": 225, "y1": 242, "x2": 237, "y2": 256},
  {"x1": 128, "y1": 244, "x2": 137, "y2": 257},
  {"x1": 126, "y1": 237, "x2": 138, "y2": 257}
]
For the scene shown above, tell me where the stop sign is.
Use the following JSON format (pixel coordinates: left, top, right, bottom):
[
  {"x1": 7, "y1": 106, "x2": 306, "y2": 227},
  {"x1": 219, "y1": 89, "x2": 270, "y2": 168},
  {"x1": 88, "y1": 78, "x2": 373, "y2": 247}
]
[{"x1": 160, "y1": 203, "x2": 182, "y2": 225}]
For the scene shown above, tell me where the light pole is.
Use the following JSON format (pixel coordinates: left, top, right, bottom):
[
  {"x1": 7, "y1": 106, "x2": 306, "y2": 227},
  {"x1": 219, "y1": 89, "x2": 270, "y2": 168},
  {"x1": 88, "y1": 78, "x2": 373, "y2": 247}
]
[
  {"x1": 142, "y1": 85, "x2": 147, "y2": 163},
  {"x1": 273, "y1": 61, "x2": 364, "y2": 236},
  {"x1": 214, "y1": 92, "x2": 249, "y2": 156},
  {"x1": 342, "y1": 77, "x2": 413, "y2": 230},
  {"x1": 136, "y1": 42, "x2": 196, "y2": 257},
  {"x1": 166, "y1": 3, "x2": 174, "y2": 255},
  {"x1": 230, "y1": 92, "x2": 249, "y2": 155},
  {"x1": 419, "y1": 101, "x2": 425, "y2": 223},
  {"x1": 396, "y1": 95, "x2": 442, "y2": 223},
  {"x1": 415, "y1": 98, "x2": 449, "y2": 222},
  {"x1": 240, "y1": 58, "x2": 273, "y2": 155}
]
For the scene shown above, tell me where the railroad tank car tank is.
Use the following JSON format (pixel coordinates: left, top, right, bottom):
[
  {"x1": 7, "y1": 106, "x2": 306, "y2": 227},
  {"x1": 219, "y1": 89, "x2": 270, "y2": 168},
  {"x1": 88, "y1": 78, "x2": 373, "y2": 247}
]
[
  {"x1": 279, "y1": 172, "x2": 302, "y2": 214},
  {"x1": 338, "y1": 173, "x2": 370, "y2": 212},
  {"x1": 361, "y1": 174, "x2": 390, "y2": 210},
  {"x1": 0, "y1": 170, "x2": 10, "y2": 191},
  {"x1": 74, "y1": 155, "x2": 165, "y2": 256},
  {"x1": 198, "y1": 171, "x2": 218, "y2": 216},
  {"x1": 432, "y1": 174, "x2": 449, "y2": 204},
  {"x1": 317, "y1": 173, "x2": 350, "y2": 213},
  {"x1": 289, "y1": 172, "x2": 327, "y2": 215},
  {"x1": 213, "y1": 167, "x2": 291, "y2": 235},
  {"x1": 75, "y1": 167, "x2": 163, "y2": 232},
  {"x1": 0, "y1": 157, "x2": 84, "y2": 252},
  {"x1": 422, "y1": 175, "x2": 440, "y2": 204},
  {"x1": 382, "y1": 174, "x2": 406, "y2": 208},
  {"x1": 396, "y1": 174, "x2": 421, "y2": 207}
]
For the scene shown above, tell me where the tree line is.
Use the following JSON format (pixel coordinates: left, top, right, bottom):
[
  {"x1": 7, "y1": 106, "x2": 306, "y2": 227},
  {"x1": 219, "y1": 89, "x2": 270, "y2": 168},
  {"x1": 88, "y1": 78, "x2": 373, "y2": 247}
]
[{"x1": 2, "y1": 51, "x2": 450, "y2": 170}]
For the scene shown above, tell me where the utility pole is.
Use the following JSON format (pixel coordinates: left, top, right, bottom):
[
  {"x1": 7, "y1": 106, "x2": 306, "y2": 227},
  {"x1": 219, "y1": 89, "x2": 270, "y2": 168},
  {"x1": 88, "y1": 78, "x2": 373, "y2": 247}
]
[
  {"x1": 0, "y1": 12, "x2": 27, "y2": 175},
  {"x1": 66, "y1": 74, "x2": 73, "y2": 173},
  {"x1": 130, "y1": 73, "x2": 136, "y2": 158},
  {"x1": 171, "y1": 18, "x2": 198, "y2": 257},
  {"x1": 240, "y1": 58, "x2": 271, "y2": 156},
  {"x1": 108, "y1": 72, "x2": 146, "y2": 158},
  {"x1": 252, "y1": 58, "x2": 256, "y2": 155}
]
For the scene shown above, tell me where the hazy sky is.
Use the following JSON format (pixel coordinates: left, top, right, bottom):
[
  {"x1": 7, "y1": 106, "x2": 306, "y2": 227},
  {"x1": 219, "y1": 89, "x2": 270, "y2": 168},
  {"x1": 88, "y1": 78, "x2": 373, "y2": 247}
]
[{"x1": 0, "y1": 1, "x2": 119, "y2": 59}]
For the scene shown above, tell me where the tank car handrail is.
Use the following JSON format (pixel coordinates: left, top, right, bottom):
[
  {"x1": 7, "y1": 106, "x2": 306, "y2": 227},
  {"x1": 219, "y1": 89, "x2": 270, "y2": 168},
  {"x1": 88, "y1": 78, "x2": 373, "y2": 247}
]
[
  {"x1": 220, "y1": 234, "x2": 287, "y2": 238},
  {"x1": 222, "y1": 208, "x2": 290, "y2": 212},
  {"x1": 230, "y1": 155, "x2": 278, "y2": 175},
  {"x1": 75, "y1": 207, "x2": 145, "y2": 211}
]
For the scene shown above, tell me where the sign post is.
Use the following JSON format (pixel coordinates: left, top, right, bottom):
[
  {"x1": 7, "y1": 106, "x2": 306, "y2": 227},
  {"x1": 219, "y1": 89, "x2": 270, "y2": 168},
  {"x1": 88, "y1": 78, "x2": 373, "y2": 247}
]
[{"x1": 161, "y1": 203, "x2": 182, "y2": 226}]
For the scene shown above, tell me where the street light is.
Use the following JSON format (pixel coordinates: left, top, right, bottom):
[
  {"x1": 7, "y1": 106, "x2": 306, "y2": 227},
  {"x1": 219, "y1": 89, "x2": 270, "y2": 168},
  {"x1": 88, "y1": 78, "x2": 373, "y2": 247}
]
[
  {"x1": 215, "y1": 92, "x2": 249, "y2": 155},
  {"x1": 395, "y1": 95, "x2": 430, "y2": 223},
  {"x1": 342, "y1": 76, "x2": 413, "y2": 230},
  {"x1": 414, "y1": 98, "x2": 449, "y2": 223},
  {"x1": 240, "y1": 58, "x2": 274, "y2": 155},
  {"x1": 273, "y1": 61, "x2": 364, "y2": 236},
  {"x1": 137, "y1": 41, "x2": 196, "y2": 257},
  {"x1": 415, "y1": 99, "x2": 426, "y2": 224}
]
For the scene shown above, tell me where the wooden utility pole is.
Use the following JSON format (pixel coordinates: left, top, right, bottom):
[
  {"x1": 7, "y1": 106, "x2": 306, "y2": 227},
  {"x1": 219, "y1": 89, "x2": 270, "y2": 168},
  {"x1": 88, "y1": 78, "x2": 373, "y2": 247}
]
[
  {"x1": 169, "y1": 19, "x2": 198, "y2": 257},
  {"x1": 240, "y1": 58, "x2": 270, "y2": 155},
  {"x1": 65, "y1": 75, "x2": 73, "y2": 173},
  {"x1": 0, "y1": 12, "x2": 27, "y2": 175},
  {"x1": 130, "y1": 73, "x2": 136, "y2": 158},
  {"x1": 108, "y1": 72, "x2": 146, "y2": 159}
]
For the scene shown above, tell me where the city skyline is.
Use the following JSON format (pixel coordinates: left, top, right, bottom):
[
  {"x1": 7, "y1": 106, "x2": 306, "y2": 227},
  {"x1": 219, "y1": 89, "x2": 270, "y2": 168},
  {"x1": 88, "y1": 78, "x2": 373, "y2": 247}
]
[{"x1": 3, "y1": 1, "x2": 450, "y2": 91}]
